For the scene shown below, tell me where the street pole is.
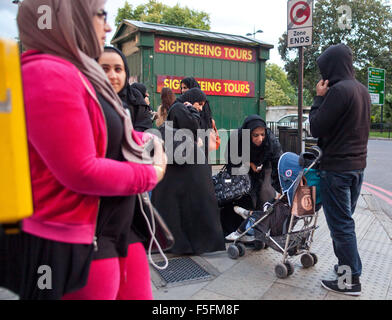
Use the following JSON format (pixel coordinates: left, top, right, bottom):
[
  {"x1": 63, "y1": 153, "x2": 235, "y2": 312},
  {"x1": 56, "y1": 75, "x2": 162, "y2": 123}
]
[{"x1": 298, "y1": 46, "x2": 304, "y2": 154}]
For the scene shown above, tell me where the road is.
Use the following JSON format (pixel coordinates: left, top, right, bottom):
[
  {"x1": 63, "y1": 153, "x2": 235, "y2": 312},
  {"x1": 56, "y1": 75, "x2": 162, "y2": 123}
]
[{"x1": 364, "y1": 139, "x2": 392, "y2": 219}]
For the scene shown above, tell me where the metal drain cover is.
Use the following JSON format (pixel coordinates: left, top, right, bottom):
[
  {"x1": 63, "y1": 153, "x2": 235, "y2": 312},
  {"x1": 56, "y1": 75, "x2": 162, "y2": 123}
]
[{"x1": 153, "y1": 257, "x2": 214, "y2": 286}]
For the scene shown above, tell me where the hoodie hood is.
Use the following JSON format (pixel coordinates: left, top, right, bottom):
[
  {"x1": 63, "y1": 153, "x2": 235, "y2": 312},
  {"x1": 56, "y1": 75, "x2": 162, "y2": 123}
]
[{"x1": 317, "y1": 44, "x2": 355, "y2": 86}]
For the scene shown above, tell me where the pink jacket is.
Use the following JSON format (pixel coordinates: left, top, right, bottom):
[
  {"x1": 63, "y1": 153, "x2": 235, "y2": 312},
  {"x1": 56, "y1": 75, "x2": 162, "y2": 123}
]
[{"x1": 21, "y1": 51, "x2": 157, "y2": 244}]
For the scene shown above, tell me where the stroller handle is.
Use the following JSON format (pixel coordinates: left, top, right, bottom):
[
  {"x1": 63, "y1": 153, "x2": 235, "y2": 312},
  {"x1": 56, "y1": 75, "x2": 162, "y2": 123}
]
[
  {"x1": 299, "y1": 146, "x2": 322, "y2": 171},
  {"x1": 310, "y1": 146, "x2": 323, "y2": 162}
]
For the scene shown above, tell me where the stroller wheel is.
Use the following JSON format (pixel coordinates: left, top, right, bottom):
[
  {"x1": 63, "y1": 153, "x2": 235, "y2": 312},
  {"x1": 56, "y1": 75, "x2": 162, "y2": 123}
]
[
  {"x1": 253, "y1": 240, "x2": 266, "y2": 251},
  {"x1": 301, "y1": 253, "x2": 315, "y2": 268},
  {"x1": 284, "y1": 261, "x2": 295, "y2": 276},
  {"x1": 237, "y1": 243, "x2": 246, "y2": 257},
  {"x1": 227, "y1": 244, "x2": 240, "y2": 260},
  {"x1": 275, "y1": 263, "x2": 288, "y2": 279},
  {"x1": 310, "y1": 253, "x2": 318, "y2": 265}
]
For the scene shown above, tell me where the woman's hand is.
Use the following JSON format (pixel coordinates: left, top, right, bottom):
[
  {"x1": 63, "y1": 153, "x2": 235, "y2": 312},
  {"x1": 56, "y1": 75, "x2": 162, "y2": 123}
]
[
  {"x1": 250, "y1": 162, "x2": 262, "y2": 173},
  {"x1": 193, "y1": 102, "x2": 203, "y2": 112}
]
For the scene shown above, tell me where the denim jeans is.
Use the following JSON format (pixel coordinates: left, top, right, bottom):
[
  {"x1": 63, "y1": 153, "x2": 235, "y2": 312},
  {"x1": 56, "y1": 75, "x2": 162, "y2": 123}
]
[{"x1": 320, "y1": 170, "x2": 364, "y2": 278}]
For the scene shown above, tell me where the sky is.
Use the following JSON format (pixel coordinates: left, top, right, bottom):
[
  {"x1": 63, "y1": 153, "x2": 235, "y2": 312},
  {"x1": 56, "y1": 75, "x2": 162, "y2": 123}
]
[
  {"x1": 0, "y1": 0, "x2": 290, "y2": 67},
  {"x1": 2, "y1": 0, "x2": 391, "y2": 68}
]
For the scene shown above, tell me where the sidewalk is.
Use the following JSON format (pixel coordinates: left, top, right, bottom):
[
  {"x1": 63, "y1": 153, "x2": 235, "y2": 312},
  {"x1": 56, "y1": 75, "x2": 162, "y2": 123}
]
[
  {"x1": 150, "y1": 190, "x2": 392, "y2": 300},
  {"x1": 1, "y1": 190, "x2": 391, "y2": 300}
]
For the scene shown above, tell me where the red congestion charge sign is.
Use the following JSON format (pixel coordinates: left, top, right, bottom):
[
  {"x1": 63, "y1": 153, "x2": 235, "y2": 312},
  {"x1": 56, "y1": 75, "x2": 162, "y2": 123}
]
[
  {"x1": 155, "y1": 37, "x2": 256, "y2": 63},
  {"x1": 157, "y1": 75, "x2": 255, "y2": 98},
  {"x1": 287, "y1": 0, "x2": 313, "y2": 48},
  {"x1": 290, "y1": 1, "x2": 311, "y2": 26}
]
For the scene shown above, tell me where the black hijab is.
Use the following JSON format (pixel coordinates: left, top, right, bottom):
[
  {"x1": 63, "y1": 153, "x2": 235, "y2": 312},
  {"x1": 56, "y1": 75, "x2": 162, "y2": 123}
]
[
  {"x1": 130, "y1": 83, "x2": 150, "y2": 108},
  {"x1": 177, "y1": 88, "x2": 207, "y2": 105},
  {"x1": 181, "y1": 77, "x2": 213, "y2": 130},
  {"x1": 240, "y1": 115, "x2": 269, "y2": 164},
  {"x1": 181, "y1": 77, "x2": 201, "y2": 90},
  {"x1": 103, "y1": 46, "x2": 148, "y2": 108},
  {"x1": 131, "y1": 83, "x2": 148, "y2": 98}
]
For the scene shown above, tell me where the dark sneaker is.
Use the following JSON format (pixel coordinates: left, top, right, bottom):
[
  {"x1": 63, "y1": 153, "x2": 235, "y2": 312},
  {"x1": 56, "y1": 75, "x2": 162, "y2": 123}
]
[{"x1": 321, "y1": 279, "x2": 361, "y2": 296}]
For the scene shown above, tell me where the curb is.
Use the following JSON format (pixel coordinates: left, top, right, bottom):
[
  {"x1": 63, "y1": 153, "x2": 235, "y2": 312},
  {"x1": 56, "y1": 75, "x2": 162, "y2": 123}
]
[{"x1": 362, "y1": 190, "x2": 392, "y2": 240}]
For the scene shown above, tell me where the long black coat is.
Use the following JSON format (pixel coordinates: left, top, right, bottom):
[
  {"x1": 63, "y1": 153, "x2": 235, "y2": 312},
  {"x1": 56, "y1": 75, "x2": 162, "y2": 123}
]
[{"x1": 151, "y1": 102, "x2": 225, "y2": 255}]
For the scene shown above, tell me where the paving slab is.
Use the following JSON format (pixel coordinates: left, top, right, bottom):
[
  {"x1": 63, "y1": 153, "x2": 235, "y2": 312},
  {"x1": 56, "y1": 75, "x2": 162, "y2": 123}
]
[
  {"x1": 1, "y1": 193, "x2": 391, "y2": 301},
  {"x1": 260, "y1": 282, "x2": 328, "y2": 300},
  {"x1": 203, "y1": 269, "x2": 274, "y2": 300},
  {"x1": 191, "y1": 289, "x2": 235, "y2": 300}
]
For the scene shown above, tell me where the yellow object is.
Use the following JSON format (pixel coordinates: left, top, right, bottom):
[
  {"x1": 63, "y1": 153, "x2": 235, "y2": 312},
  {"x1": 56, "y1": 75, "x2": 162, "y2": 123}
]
[{"x1": 0, "y1": 39, "x2": 33, "y2": 224}]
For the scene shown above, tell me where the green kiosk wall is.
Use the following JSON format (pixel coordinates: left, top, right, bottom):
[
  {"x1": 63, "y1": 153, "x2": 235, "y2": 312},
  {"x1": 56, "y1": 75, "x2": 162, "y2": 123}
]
[{"x1": 111, "y1": 20, "x2": 273, "y2": 163}]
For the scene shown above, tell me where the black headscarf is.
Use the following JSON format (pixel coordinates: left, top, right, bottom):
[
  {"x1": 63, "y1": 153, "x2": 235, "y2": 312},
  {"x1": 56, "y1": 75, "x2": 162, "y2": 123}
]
[
  {"x1": 177, "y1": 88, "x2": 207, "y2": 105},
  {"x1": 130, "y1": 83, "x2": 150, "y2": 108},
  {"x1": 103, "y1": 46, "x2": 148, "y2": 109},
  {"x1": 240, "y1": 115, "x2": 268, "y2": 165},
  {"x1": 131, "y1": 83, "x2": 148, "y2": 99},
  {"x1": 181, "y1": 77, "x2": 213, "y2": 130},
  {"x1": 181, "y1": 77, "x2": 201, "y2": 90}
]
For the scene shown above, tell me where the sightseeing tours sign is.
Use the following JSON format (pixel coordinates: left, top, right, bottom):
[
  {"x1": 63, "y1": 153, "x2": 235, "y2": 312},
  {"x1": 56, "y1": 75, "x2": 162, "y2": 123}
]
[
  {"x1": 157, "y1": 75, "x2": 255, "y2": 98},
  {"x1": 155, "y1": 37, "x2": 257, "y2": 63}
]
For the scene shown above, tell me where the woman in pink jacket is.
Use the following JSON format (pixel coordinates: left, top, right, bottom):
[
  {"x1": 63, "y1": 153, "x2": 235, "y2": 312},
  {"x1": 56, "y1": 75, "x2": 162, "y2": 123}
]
[{"x1": 12, "y1": 0, "x2": 166, "y2": 300}]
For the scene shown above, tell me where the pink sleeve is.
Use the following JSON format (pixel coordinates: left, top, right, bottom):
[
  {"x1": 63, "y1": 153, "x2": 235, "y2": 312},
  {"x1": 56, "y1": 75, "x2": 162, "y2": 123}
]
[{"x1": 23, "y1": 61, "x2": 157, "y2": 196}]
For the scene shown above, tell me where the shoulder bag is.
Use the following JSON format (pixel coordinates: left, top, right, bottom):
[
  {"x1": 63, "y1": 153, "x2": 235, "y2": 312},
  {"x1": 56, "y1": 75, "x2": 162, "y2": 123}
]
[{"x1": 212, "y1": 166, "x2": 251, "y2": 207}]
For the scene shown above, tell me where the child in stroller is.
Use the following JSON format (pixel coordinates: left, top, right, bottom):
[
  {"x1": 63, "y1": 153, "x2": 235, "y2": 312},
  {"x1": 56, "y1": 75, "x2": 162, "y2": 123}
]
[{"x1": 226, "y1": 147, "x2": 322, "y2": 279}]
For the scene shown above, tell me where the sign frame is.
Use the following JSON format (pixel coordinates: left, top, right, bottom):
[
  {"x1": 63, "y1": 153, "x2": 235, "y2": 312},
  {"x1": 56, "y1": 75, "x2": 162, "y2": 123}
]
[
  {"x1": 368, "y1": 67, "x2": 386, "y2": 106},
  {"x1": 287, "y1": 0, "x2": 313, "y2": 48}
]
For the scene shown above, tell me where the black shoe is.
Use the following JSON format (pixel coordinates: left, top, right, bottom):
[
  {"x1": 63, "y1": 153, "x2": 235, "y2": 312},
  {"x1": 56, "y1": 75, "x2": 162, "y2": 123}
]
[{"x1": 321, "y1": 279, "x2": 361, "y2": 296}]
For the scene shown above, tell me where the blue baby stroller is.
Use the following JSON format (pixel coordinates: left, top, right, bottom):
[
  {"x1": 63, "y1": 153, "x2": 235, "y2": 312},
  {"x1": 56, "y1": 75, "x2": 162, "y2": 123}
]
[{"x1": 227, "y1": 146, "x2": 322, "y2": 279}]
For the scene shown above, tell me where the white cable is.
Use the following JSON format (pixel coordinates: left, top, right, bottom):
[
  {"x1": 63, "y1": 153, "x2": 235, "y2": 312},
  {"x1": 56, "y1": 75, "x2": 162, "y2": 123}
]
[{"x1": 137, "y1": 193, "x2": 169, "y2": 270}]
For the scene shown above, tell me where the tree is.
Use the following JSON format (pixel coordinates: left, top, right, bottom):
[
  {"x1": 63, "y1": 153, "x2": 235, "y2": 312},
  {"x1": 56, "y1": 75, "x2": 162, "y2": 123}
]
[
  {"x1": 115, "y1": 0, "x2": 210, "y2": 30},
  {"x1": 265, "y1": 63, "x2": 296, "y2": 105},
  {"x1": 278, "y1": 0, "x2": 392, "y2": 113},
  {"x1": 265, "y1": 79, "x2": 292, "y2": 106}
]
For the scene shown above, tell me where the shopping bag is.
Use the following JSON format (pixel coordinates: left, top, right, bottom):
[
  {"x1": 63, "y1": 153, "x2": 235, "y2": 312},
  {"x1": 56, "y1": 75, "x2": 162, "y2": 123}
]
[{"x1": 291, "y1": 176, "x2": 316, "y2": 217}]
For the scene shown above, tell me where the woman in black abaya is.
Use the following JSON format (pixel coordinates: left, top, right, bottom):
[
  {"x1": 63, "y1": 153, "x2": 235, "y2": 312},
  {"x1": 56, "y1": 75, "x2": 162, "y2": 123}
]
[
  {"x1": 221, "y1": 115, "x2": 283, "y2": 235},
  {"x1": 180, "y1": 77, "x2": 214, "y2": 157},
  {"x1": 151, "y1": 88, "x2": 225, "y2": 255}
]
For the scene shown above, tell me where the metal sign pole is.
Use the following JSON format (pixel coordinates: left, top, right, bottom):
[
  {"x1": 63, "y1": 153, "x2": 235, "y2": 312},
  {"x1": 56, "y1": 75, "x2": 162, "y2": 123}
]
[{"x1": 298, "y1": 46, "x2": 304, "y2": 154}]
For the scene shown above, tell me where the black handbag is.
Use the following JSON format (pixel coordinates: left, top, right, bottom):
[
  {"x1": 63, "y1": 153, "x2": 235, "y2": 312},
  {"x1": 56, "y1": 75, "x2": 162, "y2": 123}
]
[{"x1": 212, "y1": 166, "x2": 251, "y2": 207}]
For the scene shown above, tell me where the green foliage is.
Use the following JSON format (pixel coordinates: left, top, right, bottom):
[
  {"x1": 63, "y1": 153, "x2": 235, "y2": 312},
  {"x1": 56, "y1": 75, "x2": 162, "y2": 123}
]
[
  {"x1": 115, "y1": 0, "x2": 210, "y2": 30},
  {"x1": 265, "y1": 63, "x2": 313, "y2": 106},
  {"x1": 372, "y1": 94, "x2": 392, "y2": 123},
  {"x1": 265, "y1": 79, "x2": 292, "y2": 106},
  {"x1": 278, "y1": 0, "x2": 392, "y2": 122},
  {"x1": 266, "y1": 63, "x2": 296, "y2": 104}
]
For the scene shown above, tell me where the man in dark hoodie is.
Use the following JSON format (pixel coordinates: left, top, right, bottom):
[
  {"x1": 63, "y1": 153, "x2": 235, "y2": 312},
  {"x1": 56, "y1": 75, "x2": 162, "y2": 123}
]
[{"x1": 310, "y1": 44, "x2": 370, "y2": 296}]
